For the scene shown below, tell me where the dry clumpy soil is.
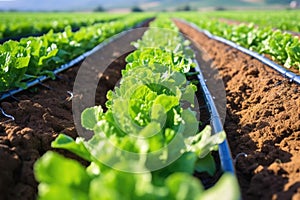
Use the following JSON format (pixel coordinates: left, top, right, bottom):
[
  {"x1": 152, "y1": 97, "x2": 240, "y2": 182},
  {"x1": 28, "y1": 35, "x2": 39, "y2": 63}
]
[
  {"x1": 0, "y1": 65, "x2": 80, "y2": 200},
  {"x1": 1, "y1": 18, "x2": 299, "y2": 200},
  {"x1": 176, "y1": 20, "x2": 300, "y2": 200},
  {"x1": 0, "y1": 20, "x2": 151, "y2": 200},
  {"x1": 0, "y1": 58, "x2": 126, "y2": 200}
]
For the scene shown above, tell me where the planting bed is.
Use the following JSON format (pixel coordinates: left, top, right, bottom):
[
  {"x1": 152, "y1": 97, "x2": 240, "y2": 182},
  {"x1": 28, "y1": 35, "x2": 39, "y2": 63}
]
[
  {"x1": 0, "y1": 18, "x2": 230, "y2": 199},
  {"x1": 0, "y1": 21, "x2": 150, "y2": 200},
  {"x1": 175, "y1": 20, "x2": 300, "y2": 200},
  {"x1": 0, "y1": 51, "x2": 139, "y2": 200},
  {"x1": 2, "y1": 15, "x2": 299, "y2": 200},
  {"x1": 0, "y1": 63, "x2": 80, "y2": 200}
]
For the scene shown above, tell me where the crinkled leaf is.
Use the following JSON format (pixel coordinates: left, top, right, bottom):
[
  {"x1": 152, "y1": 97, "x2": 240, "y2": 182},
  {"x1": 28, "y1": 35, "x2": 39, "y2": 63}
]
[
  {"x1": 185, "y1": 126, "x2": 226, "y2": 158},
  {"x1": 51, "y1": 134, "x2": 92, "y2": 162},
  {"x1": 81, "y1": 106, "x2": 104, "y2": 130}
]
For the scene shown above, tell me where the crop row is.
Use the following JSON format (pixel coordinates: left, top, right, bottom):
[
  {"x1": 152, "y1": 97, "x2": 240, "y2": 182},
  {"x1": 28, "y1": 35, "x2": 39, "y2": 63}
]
[
  {"x1": 34, "y1": 17, "x2": 240, "y2": 200},
  {"x1": 0, "y1": 14, "x2": 151, "y2": 93},
  {"x1": 197, "y1": 10, "x2": 300, "y2": 32},
  {"x1": 0, "y1": 12, "x2": 126, "y2": 41},
  {"x1": 179, "y1": 14, "x2": 300, "y2": 72}
]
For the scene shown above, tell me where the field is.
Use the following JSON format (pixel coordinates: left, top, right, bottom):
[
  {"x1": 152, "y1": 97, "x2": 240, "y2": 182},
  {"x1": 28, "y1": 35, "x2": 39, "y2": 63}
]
[{"x1": 0, "y1": 10, "x2": 300, "y2": 200}]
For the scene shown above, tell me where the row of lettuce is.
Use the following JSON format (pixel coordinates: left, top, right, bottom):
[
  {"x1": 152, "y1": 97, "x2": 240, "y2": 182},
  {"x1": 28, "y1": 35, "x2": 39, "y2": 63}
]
[
  {"x1": 0, "y1": 14, "x2": 151, "y2": 93},
  {"x1": 179, "y1": 14, "x2": 300, "y2": 72},
  {"x1": 2, "y1": 10, "x2": 299, "y2": 40},
  {"x1": 193, "y1": 10, "x2": 300, "y2": 32},
  {"x1": 0, "y1": 12, "x2": 126, "y2": 41},
  {"x1": 34, "y1": 17, "x2": 240, "y2": 200}
]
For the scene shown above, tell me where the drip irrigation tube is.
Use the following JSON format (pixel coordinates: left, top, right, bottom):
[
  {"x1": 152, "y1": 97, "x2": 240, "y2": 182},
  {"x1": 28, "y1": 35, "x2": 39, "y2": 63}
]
[
  {"x1": 179, "y1": 19, "x2": 300, "y2": 85},
  {"x1": 0, "y1": 34, "x2": 121, "y2": 101},
  {"x1": 194, "y1": 59, "x2": 235, "y2": 174},
  {"x1": 0, "y1": 18, "x2": 152, "y2": 102},
  {"x1": 0, "y1": 107, "x2": 15, "y2": 123}
]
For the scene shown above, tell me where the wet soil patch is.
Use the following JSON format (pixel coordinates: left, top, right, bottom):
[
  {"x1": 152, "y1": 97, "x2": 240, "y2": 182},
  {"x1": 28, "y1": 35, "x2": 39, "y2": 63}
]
[{"x1": 175, "y1": 20, "x2": 300, "y2": 200}]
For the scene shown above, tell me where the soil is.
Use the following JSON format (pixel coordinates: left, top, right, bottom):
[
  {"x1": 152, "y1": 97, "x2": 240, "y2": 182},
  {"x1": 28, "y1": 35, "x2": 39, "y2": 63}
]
[
  {"x1": 0, "y1": 64, "x2": 81, "y2": 200},
  {"x1": 1, "y1": 17, "x2": 300, "y2": 200},
  {"x1": 0, "y1": 54, "x2": 135, "y2": 200},
  {"x1": 218, "y1": 18, "x2": 300, "y2": 74},
  {"x1": 175, "y1": 20, "x2": 300, "y2": 200},
  {"x1": 0, "y1": 20, "x2": 152, "y2": 200}
]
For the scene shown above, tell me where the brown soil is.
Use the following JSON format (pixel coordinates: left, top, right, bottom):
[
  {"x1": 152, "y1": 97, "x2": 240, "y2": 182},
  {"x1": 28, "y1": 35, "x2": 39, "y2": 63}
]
[
  {"x1": 0, "y1": 55, "x2": 131, "y2": 200},
  {"x1": 0, "y1": 20, "x2": 151, "y2": 200},
  {"x1": 0, "y1": 65, "x2": 81, "y2": 200},
  {"x1": 218, "y1": 18, "x2": 300, "y2": 73},
  {"x1": 1, "y1": 18, "x2": 299, "y2": 200},
  {"x1": 175, "y1": 20, "x2": 300, "y2": 200}
]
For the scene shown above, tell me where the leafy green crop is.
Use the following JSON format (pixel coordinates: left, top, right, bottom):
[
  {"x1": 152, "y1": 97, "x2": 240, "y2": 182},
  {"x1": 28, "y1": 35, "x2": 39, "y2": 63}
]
[
  {"x1": 194, "y1": 10, "x2": 300, "y2": 32},
  {"x1": 0, "y1": 12, "x2": 126, "y2": 41},
  {"x1": 180, "y1": 14, "x2": 300, "y2": 71},
  {"x1": 0, "y1": 40, "x2": 30, "y2": 90},
  {"x1": 0, "y1": 14, "x2": 152, "y2": 92},
  {"x1": 34, "y1": 16, "x2": 240, "y2": 200},
  {"x1": 35, "y1": 151, "x2": 240, "y2": 200}
]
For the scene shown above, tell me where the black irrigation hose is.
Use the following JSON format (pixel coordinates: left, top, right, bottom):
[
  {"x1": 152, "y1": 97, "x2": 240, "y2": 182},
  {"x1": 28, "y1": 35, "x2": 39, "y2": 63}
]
[
  {"x1": 0, "y1": 35, "x2": 120, "y2": 101},
  {"x1": 179, "y1": 19, "x2": 300, "y2": 85},
  {"x1": 1, "y1": 16, "x2": 236, "y2": 173},
  {"x1": 0, "y1": 28, "x2": 85, "y2": 44},
  {"x1": 194, "y1": 59, "x2": 235, "y2": 174},
  {"x1": 0, "y1": 19, "x2": 152, "y2": 102}
]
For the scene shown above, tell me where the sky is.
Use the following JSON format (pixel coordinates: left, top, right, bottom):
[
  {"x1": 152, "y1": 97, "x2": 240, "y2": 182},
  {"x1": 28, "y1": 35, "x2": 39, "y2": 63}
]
[
  {"x1": 0, "y1": 0, "x2": 132, "y2": 11},
  {"x1": 0, "y1": 0, "x2": 281, "y2": 11}
]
